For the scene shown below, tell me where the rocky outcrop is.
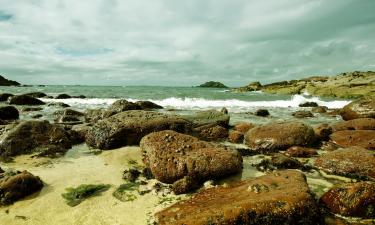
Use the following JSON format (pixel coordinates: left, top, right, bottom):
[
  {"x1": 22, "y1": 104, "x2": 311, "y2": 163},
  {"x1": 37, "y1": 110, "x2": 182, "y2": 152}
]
[
  {"x1": 141, "y1": 130, "x2": 242, "y2": 190},
  {"x1": 0, "y1": 75, "x2": 20, "y2": 86},
  {"x1": 198, "y1": 81, "x2": 228, "y2": 88},
  {"x1": 244, "y1": 121, "x2": 315, "y2": 153},
  {"x1": 320, "y1": 181, "x2": 375, "y2": 218},
  {"x1": 314, "y1": 147, "x2": 375, "y2": 180},
  {"x1": 8, "y1": 94, "x2": 45, "y2": 105},
  {"x1": 0, "y1": 170, "x2": 43, "y2": 205},
  {"x1": 332, "y1": 118, "x2": 375, "y2": 131},
  {"x1": 0, "y1": 93, "x2": 13, "y2": 102},
  {"x1": 155, "y1": 170, "x2": 321, "y2": 225},
  {"x1": 340, "y1": 98, "x2": 375, "y2": 120},
  {"x1": 0, "y1": 120, "x2": 72, "y2": 157},
  {"x1": 330, "y1": 130, "x2": 375, "y2": 150},
  {"x1": 0, "y1": 106, "x2": 19, "y2": 120},
  {"x1": 182, "y1": 110, "x2": 230, "y2": 127},
  {"x1": 86, "y1": 111, "x2": 192, "y2": 149}
]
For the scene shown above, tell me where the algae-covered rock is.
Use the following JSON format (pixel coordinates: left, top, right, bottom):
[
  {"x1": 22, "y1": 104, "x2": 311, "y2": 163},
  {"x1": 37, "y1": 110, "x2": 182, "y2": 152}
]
[
  {"x1": 61, "y1": 184, "x2": 111, "y2": 206},
  {"x1": 340, "y1": 98, "x2": 375, "y2": 120}
]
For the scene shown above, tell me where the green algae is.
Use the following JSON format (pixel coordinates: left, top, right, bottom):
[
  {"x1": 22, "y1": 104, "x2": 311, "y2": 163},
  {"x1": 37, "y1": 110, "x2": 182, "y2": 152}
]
[
  {"x1": 61, "y1": 184, "x2": 111, "y2": 207},
  {"x1": 112, "y1": 182, "x2": 140, "y2": 202}
]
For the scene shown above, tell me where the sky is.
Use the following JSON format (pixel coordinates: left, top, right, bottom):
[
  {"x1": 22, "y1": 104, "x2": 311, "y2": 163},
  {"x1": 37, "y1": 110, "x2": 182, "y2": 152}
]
[{"x1": 0, "y1": 0, "x2": 374, "y2": 86}]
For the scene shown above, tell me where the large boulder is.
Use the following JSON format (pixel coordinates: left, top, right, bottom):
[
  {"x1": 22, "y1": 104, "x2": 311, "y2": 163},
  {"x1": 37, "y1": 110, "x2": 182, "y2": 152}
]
[
  {"x1": 86, "y1": 111, "x2": 192, "y2": 149},
  {"x1": 0, "y1": 170, "x2": 43, "y2": 205},
  {"x1": 340, "y1": 98, "x2": 375, "y2": 120},
  {"x1": 8, "y1": 94, "x2": 45, "y2": 105},
  {"x1": 332, "y1": 118, "x2": 375, "y2": 131},
  {"x1": 0, "y1": 93, "x2": 13, "y2": 102},
  {"x1": 0, "y1": 120, "x2": 72, "y2": 157},
  {"x1": 155, "y1": 170, "x2": 321, "y2": 225},
  {"x1": 314, "y1": 147, "x2": 375, "y2": 180},
  {"x1": 244, "y1": 121, "x2": 315, "y2": 153},
  {"x1": 320, "y1": 181, "x2": 375, "y2": 218},
  {"x1": 141, "y1": 130, "x2": 242, "y2": 188},
  {"x1": 330, "y1": 130, "x2": 375, "y2": 150},
  {"x1": 182, "y1": 110, "x2": 230, "y2": 127},
  {"x1": 0, "y1": 106, "x2": 19, "y2": 120}
]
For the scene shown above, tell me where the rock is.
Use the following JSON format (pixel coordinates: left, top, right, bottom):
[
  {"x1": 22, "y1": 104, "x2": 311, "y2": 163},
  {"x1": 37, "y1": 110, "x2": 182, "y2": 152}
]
[
  {"x1": 330, "y1": 130, "x2": 375, "y2": 150},
  {"x1": 31, "y1": 114, "x2": 43, "y2": 119},
  {"x1": 198, "y1": 81, "x2": 227, "y2": 88},
  {"x1": 0, "y1": 106, "x2": 19, "y2": 120},
  {"x1": 255, "y1": 153, "x2": 305, "y2": 171},
  {"x1": 299, "y1": 102, "x2": 319, "y2": 107},
  {"x1": 135, "y1": 101, "x2": 163, "y2": 110},
  {"x1": 340, "y1": 98, "x2": 375, "y2": 120},
  {"x1": 194, "y1": 124, "x2": 228, "y2": 141},
  {"x1": 0, "y1": 75, "x2": 20, "y2": 86},
  {"x1": 285, "y1": 146, "x2": 318, "y2": 158},
  {"x1": 21, "y1": 107, "x2": 43, "y2": 112},
  {"x1": 332, "y1": 118, "x2": 375, "y2": 131},
  {"x1": 320, "y1": 181, "x2": 375, "y2": 218},
  {"x1": 55, "y1": 94, "x2": 72, "y2": 99},
  {"x1": 234, "y1": 122, "x2": 255, "y2": 133},
  {"x1": 171, "y1": 175, "x2": 200, "y2": 194},
  {"x1": 233, "y1": 81, "x2": 262, "y2": 92},
  {"x1": 122, "y1": 168, "x2": 141, "y2": 182},
  {"x1": 292, "y1": 110, "x2": 314, "y2": 118},
  {"x1": 0, "y1": 93, "x2": 13, "y2": 102},
  {"x1": 84, "y1": 108, "x2": 106, "y2": 123},
  {"x1": 314, "y1": 123, "x2": 333, "y2": 141},
  {"x1": 71, "y1": 123, "x2": 91, "y2": 142},
  {"x1": 24, "y1": 92, "x2": 47, "y2": 98},
  {"x1": 220, "y1": 107, "x2": 228, "y2": 114},
  {"x1": 183, "y1": 110, "x2": 230, "y2": 127},
  {"x1": 255, "y1": 109, "x2": 270, "y2": 117},
  {"x1": 141, "y1": 130, "x2": 242, "y2": 186},
  {"x1": 73, "y1": 95, "x2": 86, "y2": 99},
  {"x1": 155, "y1": 170, "x2": 321, "y2": 225},
  {"x1": 53, "y1": 109, "x2": 85, "y2": 125},
  {"x1": 312, "y1": 106, "x2": 328, "y2": 113},
  {"x1": 0, "y1": 120, "x2": 72, "y2": 157},
  {"x1": 228, "y1": 131, "x2": 244, "y2": 143},
  {"x1": 8, "y1": 94, "x2": 45, "y2": 105},
  {"x1": 0, "y1": 170, "x2": 43, "y2": 205},
  {"x1": 314, "y1": 147, "x2": 375, "y2": 180},
  {"x1": 47, "y1": 102, "x2": 70, "y2": 108},
  {"x1": 108, "y1": 99, "x2": 141, "y2": 113},
  {"x1": 244, "y1": 121, "x2": 315, "y2": 153},
  {"x1": 86, "y1": 111, "x2": 192, "y2": 149}
]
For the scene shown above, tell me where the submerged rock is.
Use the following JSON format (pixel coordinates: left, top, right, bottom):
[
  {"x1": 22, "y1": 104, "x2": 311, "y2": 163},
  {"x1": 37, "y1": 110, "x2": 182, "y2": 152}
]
[
  {"x1": 141, "y1": 130, "x2": 242, "y2": 190},
  {"x1": 8, "y1": 94, "x2": 45, "y2": 105},
  {"x1": 255, "y1": 153, "x2": 306, "y2": 171},
  {"x1": 320, "y1": 181, "x2": 375, "y2": 218},
  {"x1": 0, "y1": 106, "x2": 19, "y2": 120},
  {"x1": 314, "y1": 147, "x2": 375, "y2": 180},
  {"x1": 340, "y1": 98, "x2": 375, "y2": 120},
  {"x1": 244, "y1": 121, "x2": 315, "y2": 153},
  {"x1": 86, "y1": 111, "x2": 192, "y2": 149},
  {"x1": 330, "y1": 130, "x2": 375, "y2": 150},
  {"x1": 0, "y1": 170, "x2": 43, "y2": 205},
  {"x1": 155, "y1": 170, "x2": 321, "y2": 225}
]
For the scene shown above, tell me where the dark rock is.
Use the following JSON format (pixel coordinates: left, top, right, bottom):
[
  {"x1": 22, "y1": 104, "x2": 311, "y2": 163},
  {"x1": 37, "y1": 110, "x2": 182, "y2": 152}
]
[
  {"x1": 55, "y1": 94, "x2": 72, "y2": 99},
  {"x1": 320, "y1": 181, "x2": 375, "y2": 218},
  {"x1": 135, "y1": 101, "x2": 163, "y2": 110},
  {"x1": 314, "y1": 147, "x2": 375, "y2": 180},
  {"x1": 0, "y1": 75, "x2": 20, "y2": 86},
  {"x1": 255, "y1": 153, "x2": 305, "y2": 171},
  {"x1": 299, "y1": 102, "x2": 319, "y2": 107},
  {"x1": 292, "y1": 110, "x2": 314, "y2": 118},
  {"x1": 31, "y1": 114, "x2": 43, "y2": 119},
  {"x1": 332, "y1": 118, "x2": 375, "y2": 131},
  {"x1": 255, "y1": 109, "x2": 270, "y2": 117},
  {"x1": 47, "y1": 102, "x2": 70, "y2": 108},
  {"x1": 312, "y1": 106, "x2": 328, "y2": 113},
  {"x1": 228, "y1": 130, "x2": 244, "y2": 143},
  {"x1": 234, "y1": 122, "x2": 255, "y2": 133},
  {"x1": 198, "y1": 81, "x2": 228, "y2": 88},
  {"x1": 86, "y1": 111, "x2": 192, "y2": 149},
  {"x1": 314, "y1": 123, "x2": 333, "y2": 141},
  {"x1": 0, "y1": 120, "x2": 71, "y2": 157},
  {"x1": 183, "y1": 110, "x2": 230, "y2": 127},
  {"x1": 8, "y1": 95, "x2": 45, "y2": 105},
  {"x1": 330, "y1": 130, "x2": 375, "y2": 150},
  {"x1": 141, "y1": 130, "x2": 242, "y2": 187},
  {"x1": 0, "y1": 93, "x2": 13, "y2": 102},
  {"x1": 285, "y1": 146, "x2": 318, "y2": 158},
  {"x1": 194, "y1": 124, "x2": 228, "y2": 141},
  {"x1": 0, "y1": 106, "x2": 19, "y2": 120},
  {"x1": 0, "y1": 170, "x2": 43, "y2": 205},
  {"x1": 24, "y1": 92, "x2": 47, "y2": 98},
  {"x1": 244, "y1": 121, "x2": 315, "y2": 153},
  {"x1": 220, "y1": 107, "x2": 228, "y2": 114},
  {"x1": 123, "y1": 168, "x2": 141, "y2": 182},
  {"x1": 21, "y1": 107, "x2": 43, "y2": 112},
  {"x1": 155, "y1": 170, "x2": 321, "y2": 225},
  {"x1": 73, "y1": 95, "x2": 86, "y2": 99},
  {"x1": 172, "y1": 175, "x2": 200, "y2": 194},
  {"x1": 71, "y1": 124, "x2": 91, "y2": 143},
  {"x1": 340, "y1": 98, "x2": 375, "y2": 120}
]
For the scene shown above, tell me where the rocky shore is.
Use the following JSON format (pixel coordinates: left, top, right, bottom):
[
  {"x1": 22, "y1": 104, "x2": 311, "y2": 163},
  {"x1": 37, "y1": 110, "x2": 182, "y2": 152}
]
[{"x1": 0, "y1": 85, "x2": 374, "y2": 224}]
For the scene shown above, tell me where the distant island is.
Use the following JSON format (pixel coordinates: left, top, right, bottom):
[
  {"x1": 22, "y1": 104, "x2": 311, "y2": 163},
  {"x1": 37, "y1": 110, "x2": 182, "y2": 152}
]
[
  {"x1": 233, "y1": 71, "x2": 375, "y2": 99},
  {"x1": 0, "y1": 75, "x2": 20, "y2": 86},
  {"x1": 198, "y1": 81, "x2": 228, "y2": 88}
]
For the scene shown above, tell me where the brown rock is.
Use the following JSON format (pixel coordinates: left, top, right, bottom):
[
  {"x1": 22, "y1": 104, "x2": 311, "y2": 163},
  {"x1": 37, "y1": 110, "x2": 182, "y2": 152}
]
[
  {"x1": 234, "y1": 122, "x2": 255, "y2": 133},
  {"x1": 314, "y1": 147, "x2": 375, "y2": 180},
  {"x1": 314, "y1": 123, "x2": 333, "y2": 141},
  {"x1": 255, "y1": 153, "x2": 305, "y2": 171},
  {"x1": 292, "y1": 110, "x2": 314, "y2": 118},
  {"x1": 244, "y1": 121, "x2": 315, "y2": 153},
  {"x1": 155, "y1": 170, "x2": 321, "y2": 225},
  {"x1": 194, "y1": 124, "x2": 228, "y2": 141},
  {"x1": 228, "y1": 131, "x2": 244, "y2": 143},
  {"x1": 332, "y1": 118, "x2": 375, "y2": 131},
  {"x1": 285, "y1": 146, "x2": 318, "y2": 158},
  {"x1": 320, "y1": 181, "x2": 375, "y2": 218},
  {"x1": 330, "y1": 130, "x2": 375, "y2": 150},
  {"x1": 141, "y1": 130, "x2": 242, "y2": 185},
  {"x1": 340, "y1": 98, "x2": 375, "y2": 120},
  {"x1": 312, "y1": 106, "x2": 328, "y2": 113}
]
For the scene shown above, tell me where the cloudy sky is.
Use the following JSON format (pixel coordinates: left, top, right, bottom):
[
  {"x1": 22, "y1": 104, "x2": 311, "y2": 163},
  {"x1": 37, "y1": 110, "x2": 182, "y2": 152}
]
[{"x1": 0, "y1": 0, "x2": 374, "y2": 86}]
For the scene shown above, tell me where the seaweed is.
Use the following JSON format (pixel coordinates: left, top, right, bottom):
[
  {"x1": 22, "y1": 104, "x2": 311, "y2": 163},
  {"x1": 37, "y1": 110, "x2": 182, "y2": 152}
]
[
  {"x1": 61, "y1": 184, "x2": 111, "y2": 207},
  {"x1": 112, "y1": 183, "x2": 140, "y2": 202}
]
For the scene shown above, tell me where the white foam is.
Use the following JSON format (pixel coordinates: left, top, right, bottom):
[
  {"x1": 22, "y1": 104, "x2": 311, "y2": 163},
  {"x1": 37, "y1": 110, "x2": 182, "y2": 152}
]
[{"x1": 42, "y1": 95, "x2": 350, "y2": 112}]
